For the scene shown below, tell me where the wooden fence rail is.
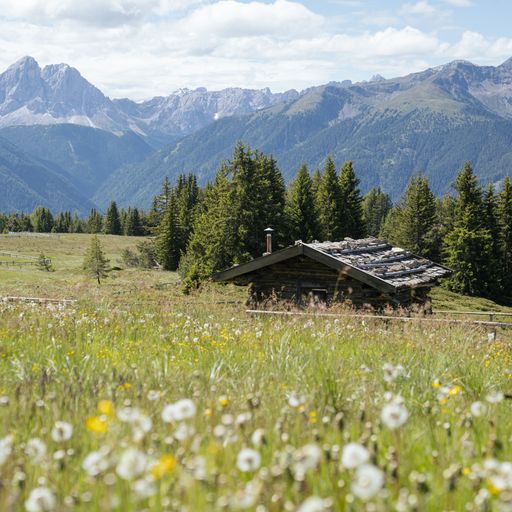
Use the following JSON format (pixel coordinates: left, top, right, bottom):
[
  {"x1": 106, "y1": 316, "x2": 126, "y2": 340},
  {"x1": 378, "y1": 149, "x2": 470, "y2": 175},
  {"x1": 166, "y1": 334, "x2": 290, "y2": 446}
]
[{"x1": 246, "y1": 309, "x2": 512, "y2": 330}]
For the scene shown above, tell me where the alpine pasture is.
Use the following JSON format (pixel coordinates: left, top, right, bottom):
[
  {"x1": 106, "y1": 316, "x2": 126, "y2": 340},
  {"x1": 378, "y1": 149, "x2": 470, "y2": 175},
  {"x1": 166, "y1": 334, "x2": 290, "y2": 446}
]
[{"x1": 0, "y1": 233, "x2": 511, "y2": 512}]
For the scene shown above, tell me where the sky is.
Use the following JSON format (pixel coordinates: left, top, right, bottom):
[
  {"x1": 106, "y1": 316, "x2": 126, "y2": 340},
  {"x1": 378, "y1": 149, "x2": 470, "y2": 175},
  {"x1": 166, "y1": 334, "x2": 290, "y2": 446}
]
[{"x1": 0, "y1": 0, "x2": 511, "y2": 100}]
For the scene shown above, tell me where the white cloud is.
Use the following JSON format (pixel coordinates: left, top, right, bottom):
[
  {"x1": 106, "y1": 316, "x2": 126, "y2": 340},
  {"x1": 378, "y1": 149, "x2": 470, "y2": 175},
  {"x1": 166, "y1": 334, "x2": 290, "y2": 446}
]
[
  {"x1": 0, "y1": 0, "x2": 509, "y2": 99},
  {"x1": 400, "y1": 1, "x2": 439, "y2": 16},
  {"x1": 441, "y1": 0, "x2": 473, "y2": 6}
]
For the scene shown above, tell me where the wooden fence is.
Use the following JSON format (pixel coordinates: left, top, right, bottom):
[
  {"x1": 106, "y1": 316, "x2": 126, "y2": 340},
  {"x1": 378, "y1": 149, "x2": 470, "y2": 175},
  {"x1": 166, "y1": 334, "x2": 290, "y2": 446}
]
[{"x1": 246, "y1": 309, "x2": 512, "y2": 330}]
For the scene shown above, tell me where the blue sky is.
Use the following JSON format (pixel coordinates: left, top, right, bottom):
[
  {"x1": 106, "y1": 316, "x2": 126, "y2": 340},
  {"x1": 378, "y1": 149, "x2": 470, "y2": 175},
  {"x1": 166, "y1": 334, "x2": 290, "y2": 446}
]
[{"x1": 0, "y1": 0, "x2": 511, "y2": 99}]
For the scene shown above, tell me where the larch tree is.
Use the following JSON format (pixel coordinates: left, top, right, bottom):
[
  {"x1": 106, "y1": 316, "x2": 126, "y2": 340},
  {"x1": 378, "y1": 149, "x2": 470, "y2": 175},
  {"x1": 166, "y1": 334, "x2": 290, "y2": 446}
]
[{"x1": 83, "y1": 235, "x2": 110, "y2": 284}]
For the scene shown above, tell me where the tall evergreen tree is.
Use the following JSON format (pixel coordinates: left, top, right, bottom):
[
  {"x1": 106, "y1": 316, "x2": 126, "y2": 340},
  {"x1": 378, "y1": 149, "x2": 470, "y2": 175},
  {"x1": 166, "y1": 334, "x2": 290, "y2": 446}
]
[
  {"x1": 32, "y1": 207, "x2": 54, "y2": 233},
  {"x1": 148, "y1": 177, "x2": 173, "y2": 231},
  {"x1": 444, "y1": 163, "x2": 494, "y2": 297},
  {"x1": 285, "y1": 163, "x2": 320, "y2": 243},
  {"x1": 103, "y1": 201, "x2": 122, "y2": 235},
  {"x1": 498, "y1": 176, "x2": 512, "y2": 298},
  {"x1": 317, "y1": 156, "x2": 343, "y2": 240},
  {"x1": 125, "y1": 207, "x2": 144, "y2": 236},
  {"x1": 54, "y1": 211, "x2": 72, "y2": 233},
  {"x1": 339, "y1": 161, "x2": 365, "y2": 239},
  {"x1": 155, "y1": 193, "x2": 182, "y2": 270},
  {"x1": 362, "y1": 188, "x2": 392, "y2": 237},
  {"x1": 87, "y1": 209, "x2": 103, "y2": 233},
  {"x1": 391, "y1": 175, "x2": 438, "y2": 258}
]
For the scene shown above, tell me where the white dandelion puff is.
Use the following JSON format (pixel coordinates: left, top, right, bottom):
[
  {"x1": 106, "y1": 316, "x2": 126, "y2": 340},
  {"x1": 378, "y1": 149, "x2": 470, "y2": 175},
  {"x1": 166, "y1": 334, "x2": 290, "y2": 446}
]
[
  {"x1": 25, "y1": 487, "x2": 56, "y2": 512},
  {"x1": 161, "y1": 399, "x2": 196, "y2": 422},
  {"x1": 51, "y1": 421, "x2": 73, "y2": 442},
  {"x1": 341, "y1": 443, "x2": 370, "y2": 469},
  {"x1": 381, "y1": 403, "x2": 408, "y2": 430},
  {"x1": 351, "y1": 463, "x2": 384, "y2": 501},
  {"x1": 116, "y1": 448, "x2": 147, "y2": 480},
  {"x1": 236, "y1": 448, "x2": 261, "y2": 472},
  {"x1": 25, "y1": 439, "x2": 47, "y2": 464}
]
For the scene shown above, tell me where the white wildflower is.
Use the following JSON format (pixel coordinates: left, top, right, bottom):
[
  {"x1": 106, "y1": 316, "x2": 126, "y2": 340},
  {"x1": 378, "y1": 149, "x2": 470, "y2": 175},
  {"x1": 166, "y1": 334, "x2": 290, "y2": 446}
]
[
  {"x1": 25, "y1": 487, "x2": 56, "y2": 512},
  {"x1": 381, "y1": 403, "x2": 408, "y2": 430},
  {"x1": 231, "y1": 480, "x2": 262, "y2": 510},
  {"x1": 0, "y1": 435, "x2": 14, "y2": 466},
  {"x1": 470, "y1": 401, "x2": 487, "y2": 417},
  {"x1": 174, "y1": 422, "x2": 195, "y2": 441},
  {"x1": 25, "y1": 439, "x2": 47, "y2": 464},
  {"x1": 131, "y1": 413, "x2": 152, "y2": 442},
  {"x1": 236, "y1": 448, "x2": 261, "y2": 472},
  {"x1": 51, "y1": 421, "x2": 73, "y2": 442},
  {"x1": 351, "y1": 464, "x2": 384, "y2": 501},
  {"x1": 82, "y1": 450, "x2": 109, "y2": 477},
  {"x1": 116, "y1": 448, "x2": 147, "y2": 480},
  {"x1": 161, "y1": 399, "x2": 196, "y2": 422},
  {"x1": 117, "y1": 407, "x2": 141, "y2": 422},
  {"x1": 147, "y1": 390, "x2": 161, "y2": 401},
  {"x1": 132, "y1": 477, "x2": 157, "y2": 499},
  {"x1": 297, "y1": 496, "x2": 331, "y2": 512},
  {"x1": 292, "y1": 444, "x2": 322, "y2": 477},
  {"x1": 287, "y1": 392, "x2": 305, "y2": 408},
  {"x1": 251, "y1": 428, "x2": 266, "y2": 447},
  {"x1": 486, "y1": 391, "x2": 504, "y2": 404},
  {"x1": 341, "y1": 443, "x2": 370, "y2": 469},
  {"x1": 382, "y1": 363, "x2": 406, "y2": 382}
]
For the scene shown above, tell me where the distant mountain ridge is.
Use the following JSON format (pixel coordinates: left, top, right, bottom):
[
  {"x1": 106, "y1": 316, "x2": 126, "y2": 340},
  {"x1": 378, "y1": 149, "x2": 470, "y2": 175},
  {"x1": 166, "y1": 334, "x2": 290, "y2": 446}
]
[
  {"x1": 95, "y1": 57, "x2": 512, "y2": 207},
  {"x1": 1, "y1": 56, "x2": 512, "y2": 213},
  {"x1": 0, "y1": 56, "x2": 300, "y2": 143}
]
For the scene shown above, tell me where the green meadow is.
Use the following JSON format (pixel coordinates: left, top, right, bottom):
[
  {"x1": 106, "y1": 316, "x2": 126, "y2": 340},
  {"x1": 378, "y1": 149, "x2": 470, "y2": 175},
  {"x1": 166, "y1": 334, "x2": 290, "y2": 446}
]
[{"x1": 0, "y1": 233, "x2": 511, "y2": 511}]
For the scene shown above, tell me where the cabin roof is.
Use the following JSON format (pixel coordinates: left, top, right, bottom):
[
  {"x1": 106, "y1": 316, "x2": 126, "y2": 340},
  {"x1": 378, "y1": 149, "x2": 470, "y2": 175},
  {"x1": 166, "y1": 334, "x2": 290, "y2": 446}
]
[{"x1": 213, "y1": 237, "x2": 451, "y2": 293}]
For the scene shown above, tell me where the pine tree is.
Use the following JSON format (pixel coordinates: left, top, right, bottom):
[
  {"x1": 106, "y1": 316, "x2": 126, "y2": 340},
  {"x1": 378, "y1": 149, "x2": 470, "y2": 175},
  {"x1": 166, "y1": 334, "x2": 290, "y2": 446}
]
[
  {"x1": 155, "y1": 194, "x2": 182, "y2": 271},
  {"x1": 32, "y1": 207, "x2": 54, "y2": 233},
  {"x1": 83, "y1": 235, "x2": 110, "y2": 284},
  {"x1": 317, "y1": 156, "x2": 343, "y2": 240},
  {"x1": 391, "y1": 175, "x2": 437, "y2": 258},
  {"x1": 147, "y1": 177, "x2": 173, "y2": 231},
  {"x1": 362, "y1": 188, "x2": 392, "y2": 237},
  {"x1": 444, "y1": 162, "x2": 494, "y2": 297},
  {"x1": 498, "y1": 176, "x2": 512, "y2": 298},
  {"x1": 125, "y1": 208, "x2": 144, "y2": 236},
  {"x1": 285, "y1": 163, "x2": 320, "y2": 242},
  {"x1": 339, "y1": 161, "x2": 365, "y2": 239},
  {"x1": 87, "y1": 209, "x2": 103, "y2": 233},
  {"x1": 103, "y1": 201, "x2": 122, "y2": 235},
  {"x1": 482, "y1": 185, "x2": 501, "y2": 292}
]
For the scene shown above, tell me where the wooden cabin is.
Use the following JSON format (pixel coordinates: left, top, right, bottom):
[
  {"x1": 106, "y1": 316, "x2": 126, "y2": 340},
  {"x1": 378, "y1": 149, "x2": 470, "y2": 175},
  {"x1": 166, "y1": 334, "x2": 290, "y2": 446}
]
[{"x1": 213, "y1": 237, "x2": 451, "y2": 311}]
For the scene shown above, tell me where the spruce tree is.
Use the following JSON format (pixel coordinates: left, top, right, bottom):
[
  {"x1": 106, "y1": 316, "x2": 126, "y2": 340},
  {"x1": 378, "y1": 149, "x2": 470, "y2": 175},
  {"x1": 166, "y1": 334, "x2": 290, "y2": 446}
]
[
  {"x1": 317, "y1": 156, "x2": 343, "y2": 241},
  {"x1": 32, "y1": 207, "x2": 54, "y2": 233},
  {"x1": 339, "y1": 161, "x2": 365, "y2": 239},
  {"x1": 391, "y1": 175, "x2": 437, "y2": 258},
  {"x1": 103, "y1": 201, "x2": 122, "y2": 235},
  {"x1": 362, "y1": 188, "x2": 392, "y2": 237},
  {"x1": 155, "y1": 194, "x2": 182, "y2": 270},
  {"x1": 444, "y1": 163, "x2": 494, "y2": 297},
  {"x1": 87, "y1": 209, "x2": 103, "y2": 233},
  {"x1": 125, "y1": 208, "x2": 144, "y2": 236},
  {"x1": 498, "y1": 176, "x2": 512, "y2": 298},
  {"x1": 83, "y1": 235, "x2": 110, "y2": 284},
  {"x1": 285, "y1": 163, "x2": 320, "y2": 243}
]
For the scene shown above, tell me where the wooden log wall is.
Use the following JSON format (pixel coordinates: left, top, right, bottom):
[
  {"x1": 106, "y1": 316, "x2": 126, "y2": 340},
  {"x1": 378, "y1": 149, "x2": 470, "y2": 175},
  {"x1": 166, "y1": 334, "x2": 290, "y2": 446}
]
[{"x1": 244, "y1": 255, "x2": 434, "y2": 311}]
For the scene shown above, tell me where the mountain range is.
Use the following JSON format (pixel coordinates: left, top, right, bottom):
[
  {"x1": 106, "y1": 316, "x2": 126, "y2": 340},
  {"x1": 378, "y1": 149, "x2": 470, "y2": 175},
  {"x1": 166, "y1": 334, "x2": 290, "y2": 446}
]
[{"x1": 1, "y1": 56, "x2": 512, "y2": 213}]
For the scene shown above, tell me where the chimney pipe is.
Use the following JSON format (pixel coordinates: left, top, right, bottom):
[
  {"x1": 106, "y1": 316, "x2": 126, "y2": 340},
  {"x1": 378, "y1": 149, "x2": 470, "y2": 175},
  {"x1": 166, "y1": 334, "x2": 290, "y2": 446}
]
[{"x1": 264, "y1": 227, "x2": 274, "y2": 256}]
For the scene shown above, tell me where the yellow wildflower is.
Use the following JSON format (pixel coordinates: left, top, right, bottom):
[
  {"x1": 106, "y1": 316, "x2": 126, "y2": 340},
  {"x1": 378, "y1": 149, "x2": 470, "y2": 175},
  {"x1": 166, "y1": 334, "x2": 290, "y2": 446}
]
[
  {"x1": 432, "y1": 380, "x2": 441, "y2": 389},
  {"x1": 98, "y1": 400, "x2": 114, "y2": 417},
  {"x1": 85, "y1": 416, "x2": 108, "y2": 434},
  {"x1": 309, "y1": 410, "x2": 317, "y2": 424},
  {"x1": 448, "y1": 385, "x2": 462, "y2": 396},
  {"x1": 219, "y1": 396, "x2": 229, "y2": 408},
  {"x1": 151, "y1": 454, "x2": 177, "y2": 480},
  {"x1": 120, "y1": 383, "x2": 132, "y2": 390}
]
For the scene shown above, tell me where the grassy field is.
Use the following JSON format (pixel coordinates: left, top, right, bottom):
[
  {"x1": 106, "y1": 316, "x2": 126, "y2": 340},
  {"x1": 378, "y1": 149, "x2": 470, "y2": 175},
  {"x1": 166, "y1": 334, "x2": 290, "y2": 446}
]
[{"x1": 1, "y1": 233, "x2": 512, "y2": 511}]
